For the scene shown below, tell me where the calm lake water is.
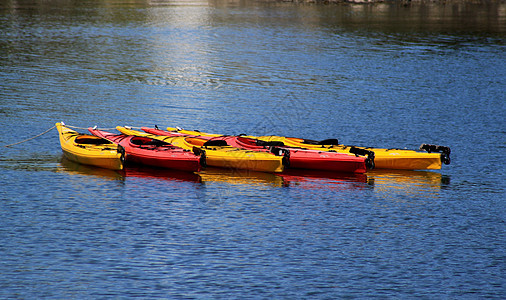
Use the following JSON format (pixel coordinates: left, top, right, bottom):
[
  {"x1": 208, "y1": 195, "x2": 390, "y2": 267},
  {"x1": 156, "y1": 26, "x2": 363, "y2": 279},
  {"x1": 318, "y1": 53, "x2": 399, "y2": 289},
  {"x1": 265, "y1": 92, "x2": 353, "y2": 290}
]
[{"x1": 1, "y1": 0, "x2": 505, "y2": 298}]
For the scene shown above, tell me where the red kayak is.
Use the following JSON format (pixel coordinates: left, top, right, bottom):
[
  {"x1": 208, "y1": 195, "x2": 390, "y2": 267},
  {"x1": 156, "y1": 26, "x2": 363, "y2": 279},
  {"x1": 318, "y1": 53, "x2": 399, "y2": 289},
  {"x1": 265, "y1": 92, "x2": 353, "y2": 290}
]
[
  {"x1": 142, "y1": 127, "x2": 368, "y2": 173},
  {"x1": 225, "y1": 136, "x2": 369, "y2": 173},
  {"x1": 89, "y1": 128, "x2": 203, "y2": 172}
]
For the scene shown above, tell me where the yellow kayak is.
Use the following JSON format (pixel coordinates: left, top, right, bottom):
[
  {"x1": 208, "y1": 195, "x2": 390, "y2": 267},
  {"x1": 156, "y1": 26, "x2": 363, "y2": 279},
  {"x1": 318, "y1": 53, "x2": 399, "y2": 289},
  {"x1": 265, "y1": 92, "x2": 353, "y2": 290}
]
[
  {"x1": 163, "y1": 126, "x2": 450, "y2": 170},
  {"x1": 117, "y1": 127, "x2": 285, "y2": 173},
  {"x1": 248, "y1": 135, "x2": 450, "y2": 170},
  {"x1": 56, "y1": 122, "x2": 124, "y2": 170}
]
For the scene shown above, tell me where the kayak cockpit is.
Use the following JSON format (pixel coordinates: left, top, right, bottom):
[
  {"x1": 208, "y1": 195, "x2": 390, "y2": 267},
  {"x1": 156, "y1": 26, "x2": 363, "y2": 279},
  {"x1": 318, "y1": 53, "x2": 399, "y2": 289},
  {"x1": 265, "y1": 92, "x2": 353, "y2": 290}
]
[
  {"x1": 130, "y1": 136, "x2": 171, "y2": 147},
  {"x1": 75, "y1": 135, "x2": 113, "y2": 145}
]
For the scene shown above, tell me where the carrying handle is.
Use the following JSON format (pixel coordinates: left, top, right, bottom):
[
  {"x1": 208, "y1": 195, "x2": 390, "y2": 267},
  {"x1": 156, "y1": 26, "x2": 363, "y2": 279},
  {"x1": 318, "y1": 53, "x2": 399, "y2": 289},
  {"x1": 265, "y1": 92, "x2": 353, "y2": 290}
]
[
  {"x1": 419, "y1": 144, "x2": 451, "y2": 165},
  {"x1": 349, "y1": 147, "x2": 375, "y2": 170}
]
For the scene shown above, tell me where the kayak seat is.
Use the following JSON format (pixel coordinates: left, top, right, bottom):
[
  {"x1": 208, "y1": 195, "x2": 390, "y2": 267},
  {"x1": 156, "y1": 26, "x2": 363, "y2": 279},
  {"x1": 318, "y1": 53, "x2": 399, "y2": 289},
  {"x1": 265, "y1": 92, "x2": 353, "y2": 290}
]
[{"x1": 203, "y1": 140, "x2": 229, "y2": 147}]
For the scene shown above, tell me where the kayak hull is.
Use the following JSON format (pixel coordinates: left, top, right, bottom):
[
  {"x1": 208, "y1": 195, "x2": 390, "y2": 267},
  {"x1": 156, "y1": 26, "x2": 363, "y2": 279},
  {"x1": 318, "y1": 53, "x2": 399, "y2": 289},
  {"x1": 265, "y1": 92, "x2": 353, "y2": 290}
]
[
  {"x1": 370, "y1": 151, "x2": 442, "y2": 170},
  {"x1": 56, "y1": 123, "x2": 124, "y2": 170},
  {"x1": 203, "y1": 147, "x2": 284, "y2": 173},
  {"x1": 287, "y1": 150, "x2": 367, "y2": 173},
  {"x1": 61, "y1": 148, "x2": 124, "y2": 171},
  {"x1": 89, "y1": 128, "x2": 202, "y2": 172}
]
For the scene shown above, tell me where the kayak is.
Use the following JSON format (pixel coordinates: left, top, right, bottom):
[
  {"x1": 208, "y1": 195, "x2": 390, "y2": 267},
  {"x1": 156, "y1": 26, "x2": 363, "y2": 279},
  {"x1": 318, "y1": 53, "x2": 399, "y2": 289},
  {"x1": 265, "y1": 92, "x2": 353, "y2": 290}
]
[
  {"x1": 143, "y1": 127, "x2": 369, "y2": 174},
  {"x1": 162, "y1": 126, "x2": 450, "y2": 170},
  {"x1": 117, "y1": 127, "x2": 285, "y2": 173},
  {"x1": 249, "y1": 135, "x2": 450, "y2": 170},
  {"x1": 56, "y1": 122, "x2": 124, "y2": 170},
  {"x1": 88, "y1": 128, "x2": 202, "y2": 172},
  {"x1": 165, "y1": 126, "x2": 222, "y2": 137}
]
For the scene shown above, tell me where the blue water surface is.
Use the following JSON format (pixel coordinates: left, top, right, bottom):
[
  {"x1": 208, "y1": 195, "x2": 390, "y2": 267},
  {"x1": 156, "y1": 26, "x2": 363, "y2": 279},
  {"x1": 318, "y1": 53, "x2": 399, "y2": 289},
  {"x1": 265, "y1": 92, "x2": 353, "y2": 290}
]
[{"x1": 0, "y1": 1, "x2": 505, "y2": 298}]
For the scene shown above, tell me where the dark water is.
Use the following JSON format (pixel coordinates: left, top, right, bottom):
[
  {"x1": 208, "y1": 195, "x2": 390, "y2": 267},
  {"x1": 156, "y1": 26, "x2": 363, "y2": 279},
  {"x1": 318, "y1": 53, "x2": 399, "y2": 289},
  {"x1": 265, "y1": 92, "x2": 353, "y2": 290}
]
[{"x1": 1, "y1": 1, "x2": 505, "y2": 298}]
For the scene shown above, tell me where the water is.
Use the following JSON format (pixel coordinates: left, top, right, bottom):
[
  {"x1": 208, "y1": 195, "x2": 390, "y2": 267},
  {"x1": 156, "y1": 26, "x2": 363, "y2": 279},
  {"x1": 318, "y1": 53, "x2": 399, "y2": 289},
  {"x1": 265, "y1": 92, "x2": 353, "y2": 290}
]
[{"x1": 1, "y1": 1, "x2": 505, "y2": 298}]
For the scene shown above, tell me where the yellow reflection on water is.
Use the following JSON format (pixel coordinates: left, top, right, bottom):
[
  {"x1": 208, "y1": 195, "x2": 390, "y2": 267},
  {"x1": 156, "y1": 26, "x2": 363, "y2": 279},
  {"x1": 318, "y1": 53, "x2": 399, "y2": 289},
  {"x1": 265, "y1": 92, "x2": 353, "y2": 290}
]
[
  {"x1": 198, "y1": 167, "x2": 284, "y2": 187},
  {"x1": 366, "y1": 169, "x2": 447, "y2": 198},
  {"x1": 59, "y1": 157, "x2": 125, "y2": 180}
]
